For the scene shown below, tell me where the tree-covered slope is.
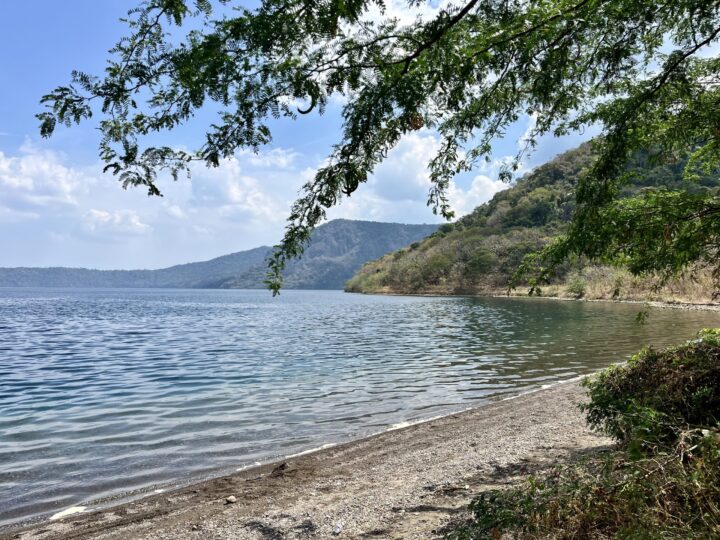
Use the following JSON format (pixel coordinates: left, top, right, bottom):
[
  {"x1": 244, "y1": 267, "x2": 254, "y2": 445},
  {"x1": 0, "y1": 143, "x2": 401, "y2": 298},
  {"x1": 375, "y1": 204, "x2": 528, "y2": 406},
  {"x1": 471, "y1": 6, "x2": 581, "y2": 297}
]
[
  {"x1": 0, "y1": 220, "x2": 437, "y2": 290},
  {"x1": 219, "y1": 219, "x2": 439, "y2": 289},
  {"x1": 346, "y1": 144, "x2": 720, "y2": 299}
]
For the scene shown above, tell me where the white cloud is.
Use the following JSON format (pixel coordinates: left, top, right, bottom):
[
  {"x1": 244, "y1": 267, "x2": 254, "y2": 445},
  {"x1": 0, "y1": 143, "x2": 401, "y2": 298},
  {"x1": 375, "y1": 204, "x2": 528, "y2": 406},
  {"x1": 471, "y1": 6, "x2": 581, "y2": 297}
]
[
  {"x1": 0, "y1": 143, "x2": 292, "y2": 266},
  {"x1": 324, "y1": 131, "x2": 511, "y2": 223},
  {"x1": 0, "y1": 143, "x2": 89, "y2": 210},
  {"x1": 187, "y1": 157, "x2": 285, "y2": 222},
  {"x1": 84, "y1": 209, "x2": 151, "y2": 235},
  {"x1": 164, "y1": 204, "x2": 186, "y2": 219},
  {"x1": 363, "y1": 0, "x2": 451, "y2": 26},
  {"x1": 519, "y1": 112, "x2": 538, "y2": 148},
  {"x1": 449, "y1": 174, "x2": 507, "y2": 215},
  {"x1": 370, "y1": 132, "x2": 439, "y2": 202},
  {"x1": 237, "y1": 147, "x2": 300, "y2": 169}
]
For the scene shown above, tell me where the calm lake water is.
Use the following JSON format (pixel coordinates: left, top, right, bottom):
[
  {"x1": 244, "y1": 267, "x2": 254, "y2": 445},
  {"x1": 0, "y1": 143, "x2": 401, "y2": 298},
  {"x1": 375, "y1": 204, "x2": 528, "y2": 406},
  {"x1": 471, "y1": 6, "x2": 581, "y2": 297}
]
[{"x1": 1, "y1": 288, "x2": 719, "y2": 527}]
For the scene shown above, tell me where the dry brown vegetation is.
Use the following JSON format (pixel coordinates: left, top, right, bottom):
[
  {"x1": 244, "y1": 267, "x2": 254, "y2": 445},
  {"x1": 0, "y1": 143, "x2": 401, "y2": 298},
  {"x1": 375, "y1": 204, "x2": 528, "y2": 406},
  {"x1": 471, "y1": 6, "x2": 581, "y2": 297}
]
[{"x1": 346, "y1": 144, "x2": 720, "y2": 306}]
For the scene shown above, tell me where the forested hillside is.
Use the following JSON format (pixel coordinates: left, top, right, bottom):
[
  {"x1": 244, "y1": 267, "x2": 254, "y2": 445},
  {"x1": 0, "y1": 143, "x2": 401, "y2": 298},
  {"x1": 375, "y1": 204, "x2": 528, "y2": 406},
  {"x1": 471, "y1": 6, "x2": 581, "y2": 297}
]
[
  {"x1": 346, "y1": 144, "x2": 720, "y2": 301},
  {"x1": 222, "y1": 220, "x2": 438, "y2": 289},
  {"x1": 0, "y1": 220, "x2": 437, "y2": 290}
]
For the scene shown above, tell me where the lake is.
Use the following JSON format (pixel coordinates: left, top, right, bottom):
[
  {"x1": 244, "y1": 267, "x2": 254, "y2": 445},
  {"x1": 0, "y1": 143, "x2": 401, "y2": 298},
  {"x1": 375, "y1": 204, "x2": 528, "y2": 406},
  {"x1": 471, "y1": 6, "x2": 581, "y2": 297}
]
[{"x1": 1, "y1": 288, "x2": 719, "y2": 527}]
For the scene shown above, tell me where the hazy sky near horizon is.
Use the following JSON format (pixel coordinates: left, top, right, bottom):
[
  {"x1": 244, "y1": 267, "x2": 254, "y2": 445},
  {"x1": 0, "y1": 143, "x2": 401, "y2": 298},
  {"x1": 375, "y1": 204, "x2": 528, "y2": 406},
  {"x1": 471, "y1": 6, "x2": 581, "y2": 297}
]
[{"x1": 0, "y1": 1, "x2": 592, "y2": 269}]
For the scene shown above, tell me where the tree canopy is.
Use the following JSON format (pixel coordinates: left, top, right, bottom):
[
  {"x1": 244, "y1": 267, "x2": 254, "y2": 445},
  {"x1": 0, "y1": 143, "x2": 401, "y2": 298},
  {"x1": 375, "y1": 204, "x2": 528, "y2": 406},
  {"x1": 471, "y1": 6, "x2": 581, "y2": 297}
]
[{"x1": 38, "y1": 0, "x2": 720, "y2": 294}]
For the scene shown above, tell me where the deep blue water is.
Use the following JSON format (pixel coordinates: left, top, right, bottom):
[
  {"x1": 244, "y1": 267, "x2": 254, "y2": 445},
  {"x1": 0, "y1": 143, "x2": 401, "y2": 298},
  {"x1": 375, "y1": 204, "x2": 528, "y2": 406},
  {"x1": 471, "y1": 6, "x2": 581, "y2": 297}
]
[{"x1": 1, "y1": 288, "x2": 719, "y2": 527}]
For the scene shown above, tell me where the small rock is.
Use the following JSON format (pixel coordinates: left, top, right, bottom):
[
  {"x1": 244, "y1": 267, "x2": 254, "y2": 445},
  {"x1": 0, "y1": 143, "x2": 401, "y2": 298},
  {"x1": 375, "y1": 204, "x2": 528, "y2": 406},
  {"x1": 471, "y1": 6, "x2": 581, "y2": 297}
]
[
  {"x1": 270, "y1": 462, "x2": 289, "y2": 477},
  {"x1": 225, "y1": 495, "x2": 237, "y2": 504},
  {"x1": 333, "y1": 522, "x2": 343, "y2": 535}
]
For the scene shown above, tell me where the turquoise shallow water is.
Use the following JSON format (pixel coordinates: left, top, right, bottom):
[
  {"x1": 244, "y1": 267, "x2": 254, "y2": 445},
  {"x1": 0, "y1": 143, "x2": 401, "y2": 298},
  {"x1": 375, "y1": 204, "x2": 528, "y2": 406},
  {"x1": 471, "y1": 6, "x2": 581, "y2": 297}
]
[{"x1": 1, "y1": 288, "x2": 719, "y2": 527}]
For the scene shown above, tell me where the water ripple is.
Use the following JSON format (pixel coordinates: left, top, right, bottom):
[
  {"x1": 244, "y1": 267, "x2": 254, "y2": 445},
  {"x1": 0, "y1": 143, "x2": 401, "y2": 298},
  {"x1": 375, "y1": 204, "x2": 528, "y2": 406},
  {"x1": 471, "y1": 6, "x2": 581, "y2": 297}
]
[{"x1": 1, "y1": 288, "x2": 719, "y2": 527}]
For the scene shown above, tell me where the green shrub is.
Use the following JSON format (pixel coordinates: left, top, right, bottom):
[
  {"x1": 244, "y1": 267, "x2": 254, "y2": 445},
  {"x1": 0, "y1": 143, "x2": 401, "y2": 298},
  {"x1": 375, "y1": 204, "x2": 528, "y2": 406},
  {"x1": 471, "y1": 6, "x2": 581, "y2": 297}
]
[
  {"x1": 421, "y1": 252, "x2": 455, "y2": 284},
  {"x1": 464, "y1": 249, "x2": 497, "y2": 276},
  {"x1": 448, "y1": 438, "x2": 720, "y2": 540},
  {"x1": 566, "y1": 273, "x2": 586, "y2": 298},
  {"x1": 582, "y1": 328, "x2": 720, "y2": 448},
  {"x1": 447, "y1": 330, "x2": 720, "y2": 540}
]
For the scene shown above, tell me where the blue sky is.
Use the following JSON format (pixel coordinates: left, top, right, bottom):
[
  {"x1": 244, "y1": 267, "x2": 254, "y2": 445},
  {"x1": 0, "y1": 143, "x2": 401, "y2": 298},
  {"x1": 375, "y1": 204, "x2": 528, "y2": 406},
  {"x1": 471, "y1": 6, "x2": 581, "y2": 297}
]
[{"x1": 0, "y1": 1, "x2": 590, "y2": 270}]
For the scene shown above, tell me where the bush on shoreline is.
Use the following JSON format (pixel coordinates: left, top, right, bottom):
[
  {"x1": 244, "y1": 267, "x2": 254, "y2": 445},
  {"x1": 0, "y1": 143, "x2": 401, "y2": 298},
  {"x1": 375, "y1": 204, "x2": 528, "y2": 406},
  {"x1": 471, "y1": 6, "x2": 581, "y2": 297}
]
[
  {"x1": 583, "y1": 328, "x2": 720, "y2": 452},
  {"x1": 447, "y1": 329, "x2": 720, "y2": 539}
]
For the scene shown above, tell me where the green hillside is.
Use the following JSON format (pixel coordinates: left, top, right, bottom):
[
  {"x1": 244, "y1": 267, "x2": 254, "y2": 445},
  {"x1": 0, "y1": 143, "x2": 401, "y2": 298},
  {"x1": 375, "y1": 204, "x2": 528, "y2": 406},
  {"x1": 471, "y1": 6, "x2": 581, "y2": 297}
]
[
  {"x1": 219, "y1": 219, "x2": 439, "y2": 289},
  {"x1": 346, "y1": 144, "x2": 720, "y2": 301}
]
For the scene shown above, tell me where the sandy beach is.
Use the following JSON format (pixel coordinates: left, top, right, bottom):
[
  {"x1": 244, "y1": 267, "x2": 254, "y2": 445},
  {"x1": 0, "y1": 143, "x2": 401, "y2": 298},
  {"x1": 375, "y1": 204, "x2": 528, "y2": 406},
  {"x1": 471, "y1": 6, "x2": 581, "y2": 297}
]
[{"x1": 4, "y1": 380, "x2": 610, "y2": 540}]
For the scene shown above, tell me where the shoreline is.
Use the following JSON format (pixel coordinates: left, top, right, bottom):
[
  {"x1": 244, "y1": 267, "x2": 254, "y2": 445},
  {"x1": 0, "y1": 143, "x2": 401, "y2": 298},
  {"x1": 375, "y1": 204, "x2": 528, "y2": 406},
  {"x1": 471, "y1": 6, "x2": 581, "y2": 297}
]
[
  {"x1": 346, "y1": 288, "x2": 720, "y2": 312},
  {"x1": 4, "y1": 379, "x2": 609, "y2": 540},
  {"x1": 2, "y1": 380, "x2": 578, "y2": 533}
]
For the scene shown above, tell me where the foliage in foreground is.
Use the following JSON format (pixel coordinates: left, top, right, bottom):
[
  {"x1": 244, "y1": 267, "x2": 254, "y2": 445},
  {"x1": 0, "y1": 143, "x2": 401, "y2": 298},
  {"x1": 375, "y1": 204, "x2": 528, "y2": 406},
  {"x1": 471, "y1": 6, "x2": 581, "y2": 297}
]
[
  {"x1": 583, "y1": 329, "x2": 720, "y2": 451},
  {"x1": 447, "y1": 329, "x2": 720, "y2": 539}
]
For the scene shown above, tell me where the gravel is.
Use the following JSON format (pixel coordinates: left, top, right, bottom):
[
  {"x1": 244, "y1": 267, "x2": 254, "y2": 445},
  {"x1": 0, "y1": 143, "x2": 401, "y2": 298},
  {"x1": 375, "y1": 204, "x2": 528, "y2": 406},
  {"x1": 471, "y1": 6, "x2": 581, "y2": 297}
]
[{"x1": 5, "y1": 380, "x2": 610, "y2": 540}]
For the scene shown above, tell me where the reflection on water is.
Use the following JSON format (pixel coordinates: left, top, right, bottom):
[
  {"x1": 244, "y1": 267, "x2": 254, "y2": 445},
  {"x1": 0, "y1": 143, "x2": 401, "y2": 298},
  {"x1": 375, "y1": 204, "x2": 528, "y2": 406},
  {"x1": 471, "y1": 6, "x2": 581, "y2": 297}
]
[{"x1": 1, "y1": 288, "x2": 718, "y2": 526}]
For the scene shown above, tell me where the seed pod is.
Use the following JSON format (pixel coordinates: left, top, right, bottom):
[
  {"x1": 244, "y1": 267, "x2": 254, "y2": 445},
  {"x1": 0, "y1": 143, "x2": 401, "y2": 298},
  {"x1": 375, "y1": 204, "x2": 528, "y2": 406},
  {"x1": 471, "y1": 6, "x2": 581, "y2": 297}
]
[{"x1": 409, "y1": 113, "x2": 424, "y2": 131}]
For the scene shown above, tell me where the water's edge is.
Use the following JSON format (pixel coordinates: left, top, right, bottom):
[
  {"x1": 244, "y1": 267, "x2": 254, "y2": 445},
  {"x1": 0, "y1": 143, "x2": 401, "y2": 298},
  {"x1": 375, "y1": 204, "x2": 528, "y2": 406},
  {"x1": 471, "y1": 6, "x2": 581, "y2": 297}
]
[
  {"x1": 349, "y1": 289, "x2": 720, "y2": 312},
  {"x1": 3, "y1": 373, "x2": 592, "y2": 533}
]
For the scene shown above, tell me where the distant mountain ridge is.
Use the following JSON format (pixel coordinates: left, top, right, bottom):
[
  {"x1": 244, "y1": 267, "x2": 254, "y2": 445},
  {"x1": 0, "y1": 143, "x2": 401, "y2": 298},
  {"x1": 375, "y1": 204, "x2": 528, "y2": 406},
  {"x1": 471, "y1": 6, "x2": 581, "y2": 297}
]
[
  {"x1": 223, "y1": 219, "x2": 439, "y2": 289},
  {"x1": 0, "y1": 219, "x2": 438, "y2": 290}
]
